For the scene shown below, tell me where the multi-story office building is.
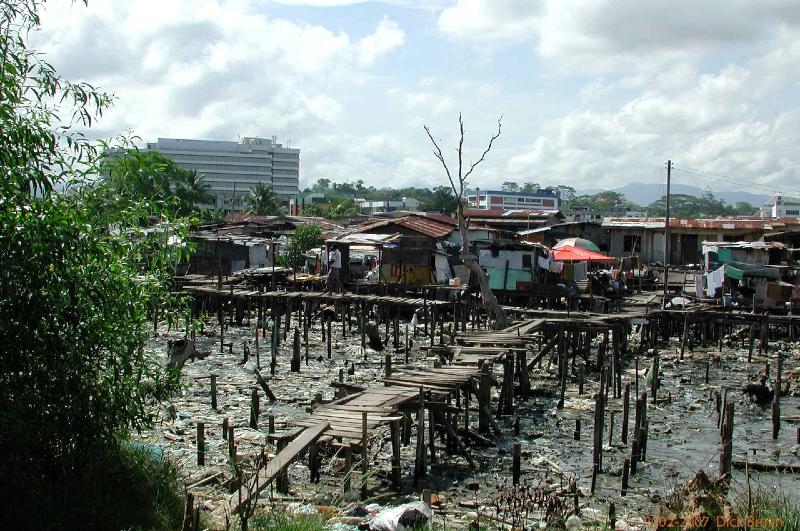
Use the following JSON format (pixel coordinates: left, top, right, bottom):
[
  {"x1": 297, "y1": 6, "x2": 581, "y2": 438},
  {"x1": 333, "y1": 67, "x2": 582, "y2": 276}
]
[
  {"x1": 146, "y1": 136, "x2": 299, "y2": 211},
  {"x1": 466, "y1": 188, "x2": 559, "y2": 211},
  {"x1": 759, "y1": 194, "x2": 800, "y2": 218}
]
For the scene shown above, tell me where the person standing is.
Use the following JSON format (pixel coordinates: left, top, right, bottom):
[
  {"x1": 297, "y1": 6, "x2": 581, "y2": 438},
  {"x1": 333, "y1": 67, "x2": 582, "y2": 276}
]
[
  {"x1": 327, "y1": 246, "x2": 342, "y2": 293},
  {"x1": 320, "y1": 244, "x2": 329, "y2": 275}
]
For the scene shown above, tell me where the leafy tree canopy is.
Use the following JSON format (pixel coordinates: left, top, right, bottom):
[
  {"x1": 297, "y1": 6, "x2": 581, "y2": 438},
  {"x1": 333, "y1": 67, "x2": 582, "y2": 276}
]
[
  {"x1": 246, "y1": 182, "x2": 284, "y2": 215},
  {"x1": 1, "y1": 1, "x2": 188, "y2": 526},
  {"x1": 283, "y1": 224, "x2": 323, "y2": 270},
  {"x1": 647, "y1": 190, "x2": 756, "y2": 218},
  {"x1": 102, "y1": 148, "x2": 214, "y2": 216}
]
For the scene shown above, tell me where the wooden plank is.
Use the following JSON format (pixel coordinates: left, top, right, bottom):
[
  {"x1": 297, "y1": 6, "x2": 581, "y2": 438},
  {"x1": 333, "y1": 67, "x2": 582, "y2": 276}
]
[{"x1": 225, "y1": 421, "x2": 329, "y2": 516}]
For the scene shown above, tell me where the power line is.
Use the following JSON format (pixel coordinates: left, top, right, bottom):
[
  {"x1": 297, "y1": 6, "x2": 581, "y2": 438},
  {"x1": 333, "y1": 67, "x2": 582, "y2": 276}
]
[
  {"x1": 671, "y1": 167, "x2": 790, "y2": 196},
  {"x1": 671, "y1": 162, "x2": 799, "y2": 196}
]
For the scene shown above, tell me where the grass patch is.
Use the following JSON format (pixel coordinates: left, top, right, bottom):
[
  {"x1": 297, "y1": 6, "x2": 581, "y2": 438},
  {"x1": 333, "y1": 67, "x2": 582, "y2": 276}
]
[
  {"x1": 250, "y1": 508, "x2": 327, "y2": 531},
  {"x1": 732, "y1": 483, "x2": 800, "y2": 530},
  {"x1": 0, "y1": 439, "x2": 184, "y2": 530}
]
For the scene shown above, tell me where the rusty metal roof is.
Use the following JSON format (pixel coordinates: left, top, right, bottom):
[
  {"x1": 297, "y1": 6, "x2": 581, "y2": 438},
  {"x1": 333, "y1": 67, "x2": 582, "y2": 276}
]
[
  {"x1": 602, "y1": 217, "x2": 800, "y2": 230},
  {"x1": 353, "y1": 215, "x2": 455, "y2": 239}
]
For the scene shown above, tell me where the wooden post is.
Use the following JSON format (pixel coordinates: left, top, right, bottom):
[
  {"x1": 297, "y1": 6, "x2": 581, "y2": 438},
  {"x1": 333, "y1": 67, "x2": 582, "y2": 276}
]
[
  {"x1": 414, "y1": 387, "x2": 426, "y2": 483},
  {"x1": 428, "y1": 407, "x2": 436, "y2": 464},
  {"x1": 405, "y1": 322, "x2": 410, "y2": 364},
  {"x1": 222, "y1": 417, "x2": 229, "y2": 440},
  {"x1": 291, "y1": 327, "x2": 301, "y2": 372},
  {"x1": 558, "y1": 345, "x2": 567, "y2": 408},
  {"x1": 512, "y1": 441, "x2": 521, "y2": 485},
  {"x1": 270, "y1": 320, "x2": 277, "y2": 377},
  {"x1": 578, "y1": 363, "x2": 584, "y2": 396},
  {"x1": 478, "y1": 363, "x2": 491, "y2": 434},
  {"x1": 390, "y1": 420, "x2": 401, "y2": 490},
  {"x1": 304, "y1": 322, "x2": 309, "y2": 365},
  {"x1": 197, "y1": 422, "x2": 205, "y2": 466},
  {"x1": 574, "y1": 418, "x2": 580, "y2": 441},
  {"x1": 276, "y1": 438, "x2": 288, "y2": 493},
  {"x1": 621, "y1": 383, "x2": 630, "y2": 444},
  {"x1": 250, "y1": 389, "x2": 259, "y2": 429},
  {"x1": 228, "y1": 425, "x2": 236, "y2": 459},
  {"x1": 268, "y1": 414, "x2": 275, "y2": 434},
  {"x1": 621, "y1": 458, "x2": 629, "y2": 496},
  {"x1": 210, "y1": 374, "x2": 217, "y2": 411},
  {"x1": 772, "y1": 351, "x2": 782, "y2": 439},
  {"x1": 326, "y1": 318, "x2": 332, "y2": 359},
  {"x1": 720, "y1": 402, "x2": 734, "y2": 477},
  {"x1": 361, "y1": 411, "x2": 368, "y2": 499}
]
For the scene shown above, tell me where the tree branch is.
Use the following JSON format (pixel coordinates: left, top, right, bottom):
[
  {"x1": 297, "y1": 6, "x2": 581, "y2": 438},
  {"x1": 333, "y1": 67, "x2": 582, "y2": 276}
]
[
  {"x1": 424, "y1": 124, "x2": 458, "y2": 197},
  {"x1": 457, "y1": 113, "x2": 464, "y2": 197},
  {"x1": 463, "y1": 115, "x2": 502, "y2": 183}
]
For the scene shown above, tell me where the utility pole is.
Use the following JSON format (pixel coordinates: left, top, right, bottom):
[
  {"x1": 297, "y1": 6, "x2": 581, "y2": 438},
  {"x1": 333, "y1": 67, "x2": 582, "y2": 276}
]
[{"x1": 663, "y1": 160, "x2": 672, "y2": 307}]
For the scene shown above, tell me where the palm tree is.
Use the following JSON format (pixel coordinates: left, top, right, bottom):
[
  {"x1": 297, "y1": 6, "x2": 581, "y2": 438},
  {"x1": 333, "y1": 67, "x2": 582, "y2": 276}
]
[
  {"x1": 325, "y1": 197, "x2": 357, "y2": 219},
  {"x1": 177, "y1": 170, "x2": 214, "y2": 204},
  {"x1": 246, "y1": 183, "x2": 283, "y2": 215}
]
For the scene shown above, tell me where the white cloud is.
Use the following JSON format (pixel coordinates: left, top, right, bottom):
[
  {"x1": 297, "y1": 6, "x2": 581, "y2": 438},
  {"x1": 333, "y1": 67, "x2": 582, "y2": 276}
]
[
  {"x1": 507, "y1": 38, "x2": 800, "y2": 192},
  {"x1": 439, "y1": 0, "x2": 800, "y2": 73},
  {"x1": 355, "y1": 16, "x2": 406, "y2": 67},
  {"x1": 32, "y1": 0, "x2": 404, "y2": 143}
]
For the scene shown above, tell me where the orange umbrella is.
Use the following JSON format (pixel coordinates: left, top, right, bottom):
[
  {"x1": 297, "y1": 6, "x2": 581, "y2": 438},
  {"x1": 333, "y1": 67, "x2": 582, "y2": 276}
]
[{"x1": 551, "y1": 246, "x2": 616, "y2": 263}]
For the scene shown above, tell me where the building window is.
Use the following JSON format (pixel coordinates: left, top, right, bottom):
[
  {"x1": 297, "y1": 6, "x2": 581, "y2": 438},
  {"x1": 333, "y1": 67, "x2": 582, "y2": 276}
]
[
  {"x1": 522, "y1": 254, "x2": 532, "y2": 269},
  {"x1": 623, "y1": 235, "x2": 637, "y2": 253},
  {"x1": 785, "y1": 209, "x2": 799, "y2": 215}
]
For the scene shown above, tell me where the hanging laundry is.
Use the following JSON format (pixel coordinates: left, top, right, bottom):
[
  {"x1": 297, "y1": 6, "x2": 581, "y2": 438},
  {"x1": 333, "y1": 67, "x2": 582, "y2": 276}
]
[
  {"x1": 538, "y1": 255, "x2": 550, "y2": 271},
  {"x1": 694, "y1": 274, "x2": 704, "y2": 298},
  {"x1": 549, "y1": 260, "x2": 564, "y2": 273},
  {"x1": 705, "y1": 265, "x2": 725, "y2": 297}
]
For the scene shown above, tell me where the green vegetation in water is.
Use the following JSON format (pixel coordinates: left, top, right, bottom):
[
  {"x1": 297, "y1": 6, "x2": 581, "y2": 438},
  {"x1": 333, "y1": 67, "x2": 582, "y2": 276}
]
[{"x1": 250, "y1": 510, "x2": 327, "y2": 531}]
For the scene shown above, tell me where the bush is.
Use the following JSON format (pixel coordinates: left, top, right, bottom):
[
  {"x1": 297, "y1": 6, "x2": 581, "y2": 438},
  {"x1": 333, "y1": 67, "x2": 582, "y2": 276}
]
[
  {"x1": 3, "y1": 440, "x2": 184, "y2": 530},
  {"x1": 1, "y1": 2, "x2": 189, "y2": 528},
  {"x1": 250, "y1": 508, "x2": 326, "y2": 531}
]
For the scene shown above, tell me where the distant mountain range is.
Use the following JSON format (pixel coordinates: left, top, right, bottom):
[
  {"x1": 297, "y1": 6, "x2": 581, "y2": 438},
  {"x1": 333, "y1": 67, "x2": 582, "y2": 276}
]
[{"x1": 576, "y1": 182, "x2": 769, "y2": 207}]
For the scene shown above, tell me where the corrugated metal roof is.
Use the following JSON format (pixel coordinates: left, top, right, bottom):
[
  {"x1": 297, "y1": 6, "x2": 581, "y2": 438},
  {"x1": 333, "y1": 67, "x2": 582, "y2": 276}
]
[
  {"x1": 701, "y1": 241, "x2": 787, "y2": 250},
  {"x1": 602, "y1": 217, "x2": 800, "y2": 230},
  {"x1": 326, "y1": 233, "x2": 401, "y2": 245},
  {"x1": 354, "y1": 216, "x2": 455, "y2": 238},
  {"x1": 464, "y1": 209, "x2": 560, "y2": 219}
]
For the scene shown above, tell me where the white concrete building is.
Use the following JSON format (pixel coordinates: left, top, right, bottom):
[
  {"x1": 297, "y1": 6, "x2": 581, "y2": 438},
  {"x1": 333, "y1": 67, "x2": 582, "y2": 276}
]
[
  {"x1": 466, "y1": 188, "x2": 559, "y2": 211},
  {"x1": 356, "y1": 197, "x2": 419, "y2": 214},
  {"x1": 759, "y1": 194, "x2": 800, "y2": 218},
  {"x1": 146, "y1": 136, "x2": 299, "y2": 211}
]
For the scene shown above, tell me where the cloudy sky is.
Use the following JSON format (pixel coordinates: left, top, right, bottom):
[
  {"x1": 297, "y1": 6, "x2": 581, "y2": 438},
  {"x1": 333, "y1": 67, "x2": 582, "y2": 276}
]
[{"x1": 33, "y1": 0, "x2": 800, "y2": 195}]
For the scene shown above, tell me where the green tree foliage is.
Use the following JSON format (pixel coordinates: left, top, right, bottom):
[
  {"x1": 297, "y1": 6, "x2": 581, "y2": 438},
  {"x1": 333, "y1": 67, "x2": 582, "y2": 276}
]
[
  {"x1": 501, "y1": 180, "x2": 519, "y2": 191},
  {"x1": 646, "y1": 190, "x2": 756, "y2": 218},
  {"x1": 520, "y1": 182, "x2": 540, "y2": 192},
  {"x1": 304, "y1": 197, "x2": 358, "y2": 219},
  {"x1": 103, "y1": 149, "x2": 214, "y2": 215},
  {"x1": 247, "y1": 182, "x2": 283, "y2": 215},
  {"x1": 1, "y1": 1, "x2": 186, "y2": 526},
  {"x1": 283, "y1": 224, "x2": 323, "y2": 270},
  {"x1": 420, "y1": 185, "x2": 458, "y2": 213},
  {"x1": 567, "y1": 190, "x2": 641, "y2": 212}
]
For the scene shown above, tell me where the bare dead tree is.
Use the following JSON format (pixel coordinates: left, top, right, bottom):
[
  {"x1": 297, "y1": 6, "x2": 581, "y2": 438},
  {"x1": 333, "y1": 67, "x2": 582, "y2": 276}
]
[{"x1": 424, "y1": 114, "x2": 511, "y2": 329}]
